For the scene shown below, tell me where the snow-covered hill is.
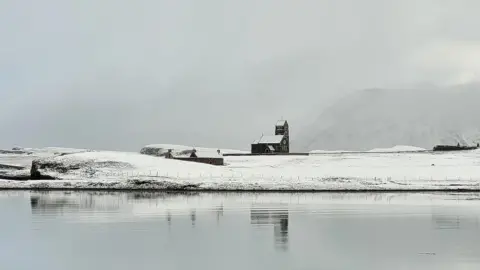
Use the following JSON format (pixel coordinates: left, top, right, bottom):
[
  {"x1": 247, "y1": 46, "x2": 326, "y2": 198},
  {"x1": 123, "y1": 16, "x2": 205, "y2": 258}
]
[{"x1": 296, "y1": 85, "x2": 480, "y2": 151}]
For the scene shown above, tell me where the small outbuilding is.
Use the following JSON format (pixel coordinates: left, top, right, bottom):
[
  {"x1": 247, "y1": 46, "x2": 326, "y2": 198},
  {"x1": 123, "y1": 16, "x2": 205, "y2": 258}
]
[{"x1": 170, "y1": 148, "x2": 224, "y2": 166}]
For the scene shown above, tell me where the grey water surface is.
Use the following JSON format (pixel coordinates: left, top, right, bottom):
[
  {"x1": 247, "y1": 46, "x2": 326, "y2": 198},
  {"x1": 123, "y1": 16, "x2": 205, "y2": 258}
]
[{"x1": 1, "y1": 191, "x2": 480, "y2": 270}]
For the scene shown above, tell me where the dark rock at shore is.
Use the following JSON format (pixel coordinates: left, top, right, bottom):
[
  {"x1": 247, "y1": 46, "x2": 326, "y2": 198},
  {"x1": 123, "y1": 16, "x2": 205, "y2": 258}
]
[{"x1": 30, "y1": 161, "x2": 61, "y2": 180}]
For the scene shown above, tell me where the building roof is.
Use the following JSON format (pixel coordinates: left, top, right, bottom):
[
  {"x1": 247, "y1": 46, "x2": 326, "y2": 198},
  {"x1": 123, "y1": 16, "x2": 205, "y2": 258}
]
[
  {"x1": 276, "y1": 120, "x2": 287, "y2": 126},
  {"x1": 256, "y1": 135, "x2": 284, "y2": 144},
  {"x1": 193, "y1": 150, "x2": 223, "y2": 158}
]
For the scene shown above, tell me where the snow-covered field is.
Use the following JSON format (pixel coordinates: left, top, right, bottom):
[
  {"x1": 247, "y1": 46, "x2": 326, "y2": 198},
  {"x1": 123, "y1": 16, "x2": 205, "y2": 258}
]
[{"x1": 1, "y1": 146, "x2": 480, "y2": 191}]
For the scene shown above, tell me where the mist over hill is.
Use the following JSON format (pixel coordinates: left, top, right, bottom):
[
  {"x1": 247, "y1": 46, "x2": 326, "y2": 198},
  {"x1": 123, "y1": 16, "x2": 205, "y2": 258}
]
[{"x1": 295, "y1": 84, "x2": 480, "y2": 151}]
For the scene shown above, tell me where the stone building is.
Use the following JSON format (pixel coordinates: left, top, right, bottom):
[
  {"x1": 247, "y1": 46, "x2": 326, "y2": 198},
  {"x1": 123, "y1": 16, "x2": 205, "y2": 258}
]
[
  {"x1": 168, "y1": 148, "x2": 224, "y2": 166},
  {"x1": 251, "y1": 120, "x2": 290, "y2": 154}
]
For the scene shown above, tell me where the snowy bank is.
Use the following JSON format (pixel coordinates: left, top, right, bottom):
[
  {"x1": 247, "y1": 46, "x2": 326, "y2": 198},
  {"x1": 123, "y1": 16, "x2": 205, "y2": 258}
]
[{"x1": 1, "y1": 149, "x2": 480, "y2": 191}]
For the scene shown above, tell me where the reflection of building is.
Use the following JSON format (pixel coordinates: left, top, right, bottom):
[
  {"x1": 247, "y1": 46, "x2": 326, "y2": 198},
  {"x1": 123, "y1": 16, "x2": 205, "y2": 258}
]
[
  {"x1": 214, "y1": 204, "x2": 224, "y2": 224},
  {"x1": 250, "y1": 207, "x2": 289, "y2": 249},
  {"x1": 431, "y1": 211, "x2": 479, "y2": 230},
  {"x1": 190, "y1": 209, "x2": 196, "y2": 227}
]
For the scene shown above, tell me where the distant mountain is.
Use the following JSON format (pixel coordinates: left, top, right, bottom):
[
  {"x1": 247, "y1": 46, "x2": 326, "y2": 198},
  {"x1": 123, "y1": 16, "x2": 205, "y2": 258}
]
[{"x1": 295, "y1": 84, "x2": 480, "y2": 151}]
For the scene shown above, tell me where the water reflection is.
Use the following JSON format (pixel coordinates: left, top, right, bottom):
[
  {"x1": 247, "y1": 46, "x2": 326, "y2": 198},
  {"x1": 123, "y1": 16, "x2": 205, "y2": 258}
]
[
  {"x1": 19, "y1": 191, "x2": 480, "y2": 270},
  {"x1": 431, "y1": 212, "x2": 480, "y2": 230},
  {"x1": 250, "y1": 207, "x2": 289, "y2": 250},
  {"x1": 215, "y1": 204, "x2": 223, "y2": 224},
  {"x1": 30, "y1": 191, "x2": 292, "y2": 249},
  {"x1": 30, "y1": 191, "x2": 121, "y2": 214}
]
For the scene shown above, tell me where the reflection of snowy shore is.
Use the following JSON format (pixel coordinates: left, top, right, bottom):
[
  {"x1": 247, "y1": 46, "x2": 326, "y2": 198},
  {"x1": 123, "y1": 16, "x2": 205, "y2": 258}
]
[{"x1": 23, "y1": 191, "x2": 480, "y2": 224}]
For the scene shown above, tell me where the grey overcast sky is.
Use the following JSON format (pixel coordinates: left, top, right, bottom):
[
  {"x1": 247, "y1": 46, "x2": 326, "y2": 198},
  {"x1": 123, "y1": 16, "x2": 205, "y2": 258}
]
[{"x1": 1, "y1": 0, "x2": 480, "y2": 151}]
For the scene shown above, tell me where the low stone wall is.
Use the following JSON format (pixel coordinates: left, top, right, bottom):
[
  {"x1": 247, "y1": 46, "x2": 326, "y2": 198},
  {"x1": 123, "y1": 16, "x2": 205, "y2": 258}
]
[
  {"x1": 223, "y1": 153, "x2": 309, "y2": 156},
  {"x1": 174, "y1": 157, "x2": 224, "y2": 166}
]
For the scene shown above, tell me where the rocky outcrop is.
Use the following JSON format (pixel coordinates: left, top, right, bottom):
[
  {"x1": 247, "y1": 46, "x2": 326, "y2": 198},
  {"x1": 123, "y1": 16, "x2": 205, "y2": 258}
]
[
  {"x1": 30, "y1": 161, "x2": 58, "y2": 180},
  {"x1": 140, "y1": 146, "x2": 167, "y2": 157},
  {"x1": 0, "y1": 147, "x2": 173, "y2": 181},
  {"x1": 29, "y1": 155, "x2": 135, "y2": 180},
  {"x1": 140, "y1": 145, "x2": 201, "y2": 157}
]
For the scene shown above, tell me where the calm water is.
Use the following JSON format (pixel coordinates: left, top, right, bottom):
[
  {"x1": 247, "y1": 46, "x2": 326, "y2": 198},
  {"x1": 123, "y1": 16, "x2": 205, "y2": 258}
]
[{"x1": 1, "y1": 191, "x2": 480, "y2": 270}]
